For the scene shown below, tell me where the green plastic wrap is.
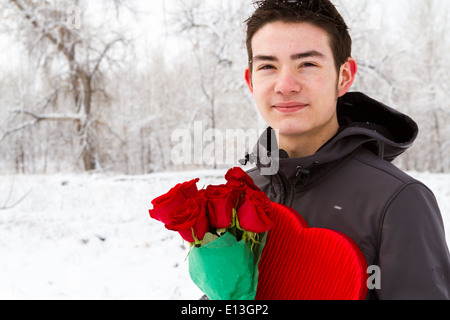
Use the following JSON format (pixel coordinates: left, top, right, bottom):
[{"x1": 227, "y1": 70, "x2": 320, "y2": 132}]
[{"x1": 188, "y1": 232, "x2": 265, "y2": 300}]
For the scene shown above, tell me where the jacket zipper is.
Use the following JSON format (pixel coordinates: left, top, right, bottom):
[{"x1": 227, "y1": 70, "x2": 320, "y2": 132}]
[
  {"x1": 277, "y1": 165, "x2": 315, "y2": 207},
  {"x1": 276, "y1": 170, "x2": 290, "y2": 206}
]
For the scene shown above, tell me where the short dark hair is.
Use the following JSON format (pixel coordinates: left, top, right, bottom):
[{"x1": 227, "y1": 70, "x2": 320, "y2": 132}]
[{"x1": 245, "y1": 0, "x2": 352, "y2": 73}]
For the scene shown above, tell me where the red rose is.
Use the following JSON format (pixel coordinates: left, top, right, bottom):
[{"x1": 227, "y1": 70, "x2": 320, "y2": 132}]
[
  {"x1": 165, "y1": 197, "x2": 210, "y2": 244},
  {"x1": 149, "y1": 178, "x2": 200, "y2": 225},
  {"x1": 236, "y1": 188, "x2": 273, "y2": 233},
  {"x1": 225, "y1": 167, "x2": 260, "y2": 191},
  {"x1": 180, "y1": 178, "x2": 201, "y2": 198},
  {"x1": 205, "y1": 184, "x2": 235, "y2": 229}
]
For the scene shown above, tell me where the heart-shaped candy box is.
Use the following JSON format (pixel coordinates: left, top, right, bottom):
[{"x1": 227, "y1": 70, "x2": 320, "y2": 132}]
[{"x1": 256, "y1": 203, "x2": 368, "y2": 300}]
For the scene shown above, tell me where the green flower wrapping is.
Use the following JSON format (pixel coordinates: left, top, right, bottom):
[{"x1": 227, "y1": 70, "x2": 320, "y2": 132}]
[{"x1": 188, "y1": 232, "x2": 267, "y2": 300}]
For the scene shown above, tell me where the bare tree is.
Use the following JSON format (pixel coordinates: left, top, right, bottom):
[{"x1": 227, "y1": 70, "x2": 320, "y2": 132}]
[
  {"x1": 393, "y1": 0, "x2": 450, "y2": 172},
  {"x1": 167, "y1": 0, "x2": 257, "y2": 169},
  {"x1": 1, "y1": 0, "x2": 130, "y2": 171}
]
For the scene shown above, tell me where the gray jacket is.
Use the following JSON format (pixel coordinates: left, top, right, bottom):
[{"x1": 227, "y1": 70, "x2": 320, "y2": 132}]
[{"x1": 245, "y1": 92, "x2": 450, "y2": 300}]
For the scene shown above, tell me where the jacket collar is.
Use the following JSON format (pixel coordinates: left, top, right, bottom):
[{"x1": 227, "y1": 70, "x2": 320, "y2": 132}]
[{"x1": 246, "y1": 92, "x2": 418, "y2": 179}]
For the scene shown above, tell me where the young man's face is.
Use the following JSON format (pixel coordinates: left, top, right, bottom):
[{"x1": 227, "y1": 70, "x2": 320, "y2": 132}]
[{"x1": 245, "y1": 21, "x2": 355, "y2": 150}]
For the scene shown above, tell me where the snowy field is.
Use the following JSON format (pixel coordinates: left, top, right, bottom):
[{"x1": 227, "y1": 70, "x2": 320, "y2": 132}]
[{"x1": 0, "y1": 169, "x2": 449, "y2": 300}]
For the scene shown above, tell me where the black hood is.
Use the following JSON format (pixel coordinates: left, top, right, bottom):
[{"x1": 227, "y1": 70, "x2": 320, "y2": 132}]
[
  {"x1": 336, "y1": 92, "x2": 418, "y2": 162},
  {"x1": 246, "y1": 92, "x2": 419, "y2": 176}
]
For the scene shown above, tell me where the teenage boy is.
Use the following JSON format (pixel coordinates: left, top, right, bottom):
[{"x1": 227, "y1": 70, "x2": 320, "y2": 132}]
[{"x1": 243, "y1": 0, "x2": 450, "y2": 299}]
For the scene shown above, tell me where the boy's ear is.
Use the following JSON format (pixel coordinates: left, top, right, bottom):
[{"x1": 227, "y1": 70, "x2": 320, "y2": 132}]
[
  {"x1": 337, "y1": 57, "x2": 357, "y2": 97},
  {"x1": 245, "y1": 68, "x2": 253, "y2": 94}
]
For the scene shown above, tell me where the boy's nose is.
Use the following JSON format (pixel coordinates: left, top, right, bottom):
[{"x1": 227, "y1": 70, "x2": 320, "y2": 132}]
[{"x1": 274, "y1": 70, "x2": 301, "y2": 95}]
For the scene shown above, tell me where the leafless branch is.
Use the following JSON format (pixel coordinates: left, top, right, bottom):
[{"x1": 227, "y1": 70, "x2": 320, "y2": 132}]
[
  {"x1": 0, "y1": 177, "x2": 32, "y2": 211},
  {"x1": 0, "y1": 110, "x2": 84, "y2": 142},
  {"x1": 90, "y1": 37, "x2": 126, "y2": 77},
  {"x1": 12, "y1": 109, "x2": 85, "y2": 122}
]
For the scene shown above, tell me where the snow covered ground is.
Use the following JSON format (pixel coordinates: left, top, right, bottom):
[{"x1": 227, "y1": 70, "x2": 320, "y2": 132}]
[{"x1": 0, "y1": 169, "x2": 449, "y2": 300}]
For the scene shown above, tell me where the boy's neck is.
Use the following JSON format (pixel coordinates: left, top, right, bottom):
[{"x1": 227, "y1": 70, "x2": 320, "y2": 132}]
[{"x1": 277, "y1": 119, "x2": 340, "y2": 159}]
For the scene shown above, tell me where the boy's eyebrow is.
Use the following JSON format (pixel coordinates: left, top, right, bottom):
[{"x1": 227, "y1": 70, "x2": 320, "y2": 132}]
[
  {"x1": 252, "y1": 55, "x2": 278, "y2": 62},
  {"x1": 290, "y1": 50, "x2": 326, "y2": 60},
  {"x1": 253, "y1": 50, "x2": 326, "y2": 63}
]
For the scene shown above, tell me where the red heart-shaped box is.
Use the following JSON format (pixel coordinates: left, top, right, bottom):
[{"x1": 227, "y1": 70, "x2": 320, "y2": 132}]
[{"x1": 256, "y1": 203, "x2": 368, "y2": 300}]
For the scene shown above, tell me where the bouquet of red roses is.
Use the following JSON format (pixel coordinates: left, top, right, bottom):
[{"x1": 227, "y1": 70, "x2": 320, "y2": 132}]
[{"x1": 149, "y1": 167, "x2": 273, "y2": 300}]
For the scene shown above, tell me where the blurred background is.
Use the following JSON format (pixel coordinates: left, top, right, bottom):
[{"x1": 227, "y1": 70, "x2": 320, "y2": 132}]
[{"x1": 0, "y1": 0, "x2": 449, "y2": 175}]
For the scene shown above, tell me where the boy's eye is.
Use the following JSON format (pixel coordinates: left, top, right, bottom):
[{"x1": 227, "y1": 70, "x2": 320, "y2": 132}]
[
  {"x1": 300, "y1": 62, "x2": 316, "y2": 68},
  {"x1": 258, "y1": 65, "x2": 275, "y2": 70}
]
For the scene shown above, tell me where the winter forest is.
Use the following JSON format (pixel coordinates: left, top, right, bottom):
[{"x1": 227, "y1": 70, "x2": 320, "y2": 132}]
[{"x1": 0, "y1": 0, "x2": 449, "y2": 175}]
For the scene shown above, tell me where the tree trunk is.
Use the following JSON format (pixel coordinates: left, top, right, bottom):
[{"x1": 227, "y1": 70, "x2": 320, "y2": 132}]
[{"x1": 77, "y1": 68, "x2": 96, "y2": 171}]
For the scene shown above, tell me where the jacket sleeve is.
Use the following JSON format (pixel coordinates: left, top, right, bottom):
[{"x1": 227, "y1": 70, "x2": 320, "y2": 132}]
[{"x1": 377, "y1": 182, "x2": 450, "y2": 300}]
